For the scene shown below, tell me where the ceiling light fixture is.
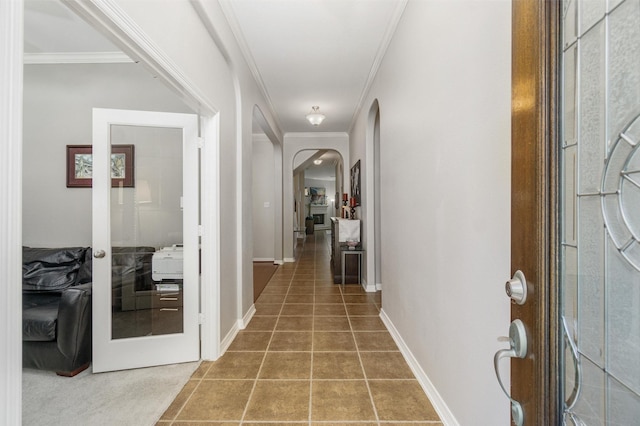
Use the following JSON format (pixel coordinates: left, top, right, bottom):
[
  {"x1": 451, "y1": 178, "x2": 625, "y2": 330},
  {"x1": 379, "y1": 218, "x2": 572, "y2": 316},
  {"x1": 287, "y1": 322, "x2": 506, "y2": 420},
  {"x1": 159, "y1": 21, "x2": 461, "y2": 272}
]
[
  {"x1": 313, "y1": 159, "x2": 323, "y2": 165},
  {"x1": 306, "y1": 106, "x2": 326, "y2": 126}
]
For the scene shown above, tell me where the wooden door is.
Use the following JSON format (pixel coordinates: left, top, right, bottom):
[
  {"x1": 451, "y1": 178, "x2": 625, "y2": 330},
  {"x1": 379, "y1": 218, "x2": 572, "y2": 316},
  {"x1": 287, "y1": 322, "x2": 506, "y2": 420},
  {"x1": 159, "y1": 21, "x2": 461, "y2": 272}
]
[{"x1": 510, "y1": 0, "x2": 560, "y2": 424}]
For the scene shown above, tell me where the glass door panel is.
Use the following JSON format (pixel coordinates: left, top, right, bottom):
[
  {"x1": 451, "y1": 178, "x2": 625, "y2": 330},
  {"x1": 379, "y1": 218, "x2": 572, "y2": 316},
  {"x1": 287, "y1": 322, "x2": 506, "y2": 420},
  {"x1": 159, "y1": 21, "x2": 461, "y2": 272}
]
[
  {"x1": 110, "y1": 125, "x2": 184, "y2": 340},
  {"x1": 560, "y1": 0, "x2": 640, "y2": 423}
]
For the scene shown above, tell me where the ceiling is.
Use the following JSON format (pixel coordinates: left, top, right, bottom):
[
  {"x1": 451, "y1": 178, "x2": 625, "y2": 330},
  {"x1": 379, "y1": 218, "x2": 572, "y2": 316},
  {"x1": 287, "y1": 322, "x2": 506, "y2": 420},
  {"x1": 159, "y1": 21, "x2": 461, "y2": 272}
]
[
  {"x1": 24, "y1": 0, "x2": 406, "y2": 134},
  {"x1": 222, "y1": 0, "x2": 406, "y2": 133}
]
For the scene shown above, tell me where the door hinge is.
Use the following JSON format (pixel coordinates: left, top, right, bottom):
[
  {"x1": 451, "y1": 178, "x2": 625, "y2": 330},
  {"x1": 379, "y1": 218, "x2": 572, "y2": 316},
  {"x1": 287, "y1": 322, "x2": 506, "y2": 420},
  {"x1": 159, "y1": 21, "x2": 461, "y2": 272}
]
[
  {"x1": 196, "y1": 137, "x2": 204, "y2": 149},
  {"x1": 198, "y1": 313, "x2": 205, "y2": 324},
  {"x1": 198, "y1": 225, "x2": 203, "y2": 236}
]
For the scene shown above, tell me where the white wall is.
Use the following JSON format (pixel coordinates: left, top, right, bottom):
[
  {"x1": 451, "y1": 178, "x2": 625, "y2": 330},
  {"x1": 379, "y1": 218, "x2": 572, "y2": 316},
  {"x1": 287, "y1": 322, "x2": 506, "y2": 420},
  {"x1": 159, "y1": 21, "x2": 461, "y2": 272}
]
[
  {"x1": 252, "y1": 133, "x2": 275, "y2": 260},
  {"x1": 283, "y1": 133, "x2": 349, "y2": 260},
  {"x1": 349, "y1": 1, "x2": 511, "y2": 424},
  {"x1": 22, "y1": 63, "x2": 192, "y2": 247}
]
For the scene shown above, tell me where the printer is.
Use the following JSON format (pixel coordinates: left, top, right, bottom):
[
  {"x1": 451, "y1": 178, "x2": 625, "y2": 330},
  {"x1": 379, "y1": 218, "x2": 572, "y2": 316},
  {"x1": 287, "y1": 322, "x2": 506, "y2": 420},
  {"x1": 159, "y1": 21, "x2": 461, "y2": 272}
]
[{"x1": 152, "y1": 244, "x2": 184, "y2": 281}]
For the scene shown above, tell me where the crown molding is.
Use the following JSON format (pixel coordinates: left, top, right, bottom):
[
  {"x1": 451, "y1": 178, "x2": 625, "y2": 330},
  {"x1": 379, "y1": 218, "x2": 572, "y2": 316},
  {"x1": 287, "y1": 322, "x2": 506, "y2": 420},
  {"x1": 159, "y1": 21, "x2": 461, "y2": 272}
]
[
  {"x1": 23, "y1": 51, "x2": 133, "y2": 64},
  {"x1": 217, "y1": 0, "x2": 283, "y2": 133},
  {"x1": 348, "y1": 0, "x2": 408, "y2": 134}
]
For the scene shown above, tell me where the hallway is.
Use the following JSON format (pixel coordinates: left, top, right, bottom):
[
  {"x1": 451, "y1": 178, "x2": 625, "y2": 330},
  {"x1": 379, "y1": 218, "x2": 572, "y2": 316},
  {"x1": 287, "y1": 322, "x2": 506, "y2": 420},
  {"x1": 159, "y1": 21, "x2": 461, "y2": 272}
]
[{"x1": 158, "y1": 232, "x2": 442, "y2": 425}]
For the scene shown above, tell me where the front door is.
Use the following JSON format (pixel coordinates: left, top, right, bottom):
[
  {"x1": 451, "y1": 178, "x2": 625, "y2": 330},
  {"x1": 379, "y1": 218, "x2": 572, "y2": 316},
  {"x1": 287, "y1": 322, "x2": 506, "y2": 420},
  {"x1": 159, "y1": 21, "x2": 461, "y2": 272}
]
[
  {"x1": 91, "y1": 108, "x2": 199, "y2": 372},
  {"x1": 511, "y1": 0, "x2": 640, "y2": 424}
]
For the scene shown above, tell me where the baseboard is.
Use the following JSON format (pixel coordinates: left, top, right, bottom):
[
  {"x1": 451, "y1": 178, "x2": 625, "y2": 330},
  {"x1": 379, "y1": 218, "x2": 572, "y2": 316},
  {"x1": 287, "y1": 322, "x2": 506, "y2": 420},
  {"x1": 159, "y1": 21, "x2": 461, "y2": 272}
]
[
  {"x1": 284, "y1": 257, "x2": 296, "y2": 263},
  {"x1": 219, "y1": 304, "x2": 256, "y2": 354},
  {"x1": 379, "y1": 309, "x2": 460, "y2": 426},
  {"x1": 220, "y1": 321, "x2": 240, "y2": 354},
  {"x1": 375, "y1": 282, "x2": 382, "y2": 291},
  {"x1": 274, "y1": 259, "x2": 284, "y2": 265},
  {"x1": 240, "y1": 304, "x2": 256, "y2": 329},
  {"x1": 361, "y1": 278, "x2": 376, "y2": 293},
  {"x1": 253, "y1": 257, "x2": 275, "y2": 262}
]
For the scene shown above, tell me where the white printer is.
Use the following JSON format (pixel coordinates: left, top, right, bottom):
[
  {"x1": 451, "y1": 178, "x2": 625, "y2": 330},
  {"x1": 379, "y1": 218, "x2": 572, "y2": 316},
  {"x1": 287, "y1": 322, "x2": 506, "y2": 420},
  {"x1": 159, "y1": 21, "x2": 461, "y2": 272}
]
[{"x1": 152, "y1": 244, "x2": 184, "y2": 281}]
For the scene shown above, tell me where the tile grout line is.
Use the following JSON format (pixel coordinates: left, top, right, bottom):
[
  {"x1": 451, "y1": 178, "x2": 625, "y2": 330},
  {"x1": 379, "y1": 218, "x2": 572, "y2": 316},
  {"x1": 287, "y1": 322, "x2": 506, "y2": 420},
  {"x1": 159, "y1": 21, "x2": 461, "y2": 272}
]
[{"x1": 166, "y1": 359, "x2": 213, "y2": 425}]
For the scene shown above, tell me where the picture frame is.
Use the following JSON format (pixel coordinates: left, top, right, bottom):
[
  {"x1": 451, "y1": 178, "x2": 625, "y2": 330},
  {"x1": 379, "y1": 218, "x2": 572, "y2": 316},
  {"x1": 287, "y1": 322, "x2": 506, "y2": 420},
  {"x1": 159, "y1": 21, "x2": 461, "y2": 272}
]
[
  {"x1": 350, "y1": 159, "x2": 361, "y2": 206},
  {"x1": 66, "y1": 144, "x2": 135, "y2": 188},
  {"x1": 309, "y1": 187, "x2": 326, "y2": 206}
]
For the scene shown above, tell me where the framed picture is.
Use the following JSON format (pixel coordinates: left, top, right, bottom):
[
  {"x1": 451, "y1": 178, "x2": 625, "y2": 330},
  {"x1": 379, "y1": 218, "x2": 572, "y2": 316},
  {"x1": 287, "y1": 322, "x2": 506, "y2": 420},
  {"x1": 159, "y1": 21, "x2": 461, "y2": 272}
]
[
  {"x1": 309, "y1": 187, "x2": 326, "y2": 205},
  {"x1": 66, "y1": 145, "x2": 135, "y2": 188},
  {"x1": 350, "y1": 159, "x2": 361, "y2": 206}
]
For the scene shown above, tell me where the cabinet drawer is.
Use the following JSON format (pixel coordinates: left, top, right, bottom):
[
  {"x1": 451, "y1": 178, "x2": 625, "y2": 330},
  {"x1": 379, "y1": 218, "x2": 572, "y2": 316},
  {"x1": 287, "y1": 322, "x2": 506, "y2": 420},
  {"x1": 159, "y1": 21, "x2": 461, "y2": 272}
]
[{"x1": 152, "y1": 291, "x2": 183, "y2": 309}]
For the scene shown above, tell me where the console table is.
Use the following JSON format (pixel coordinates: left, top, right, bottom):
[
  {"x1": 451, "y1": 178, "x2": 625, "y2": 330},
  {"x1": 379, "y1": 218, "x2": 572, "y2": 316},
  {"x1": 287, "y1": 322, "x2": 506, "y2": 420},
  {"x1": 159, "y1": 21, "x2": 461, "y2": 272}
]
[{"x1": 330, "y1": 217, "x2": 362, "y2": 284}]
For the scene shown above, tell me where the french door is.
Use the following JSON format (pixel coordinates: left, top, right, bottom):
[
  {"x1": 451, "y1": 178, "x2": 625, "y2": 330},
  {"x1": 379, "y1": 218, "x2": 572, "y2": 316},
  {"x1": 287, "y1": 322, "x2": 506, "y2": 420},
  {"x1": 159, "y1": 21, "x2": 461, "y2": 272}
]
[{"x1": 91, "y1": 108, "x2": 199, "y2": 373}]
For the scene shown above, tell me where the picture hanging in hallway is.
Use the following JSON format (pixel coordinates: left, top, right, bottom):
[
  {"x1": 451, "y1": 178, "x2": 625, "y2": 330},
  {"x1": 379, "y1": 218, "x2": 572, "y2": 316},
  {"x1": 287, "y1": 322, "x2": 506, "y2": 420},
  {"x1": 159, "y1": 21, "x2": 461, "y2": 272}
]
[{"x1": 351, "y1": 159, "x2": 361, "y2": 206}]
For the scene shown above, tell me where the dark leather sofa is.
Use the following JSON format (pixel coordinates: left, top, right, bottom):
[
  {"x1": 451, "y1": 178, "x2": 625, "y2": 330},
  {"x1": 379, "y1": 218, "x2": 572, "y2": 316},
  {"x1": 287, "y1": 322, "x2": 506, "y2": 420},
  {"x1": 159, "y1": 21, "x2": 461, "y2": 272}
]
[{"x1": 22, "y1": 247, "x2": 93, "y2": 377}]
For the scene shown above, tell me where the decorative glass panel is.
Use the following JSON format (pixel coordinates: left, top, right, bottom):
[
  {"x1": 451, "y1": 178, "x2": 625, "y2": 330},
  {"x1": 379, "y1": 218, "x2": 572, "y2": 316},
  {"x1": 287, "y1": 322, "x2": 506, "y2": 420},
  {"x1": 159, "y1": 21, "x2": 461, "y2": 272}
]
[
  {"x1": 579, "y1": 0, "x2": 606, "y2": 37},
  {"x1": 608, "y1": 0, "x2": 640, "y2": 150},
  {"x1": 608, "y1": 376, "x2": 640, "y2": 425},
  {"x1": 579, "y1": 21, "x2": 606, "y2": 194},
  {"x1": 578, "y1": 195, "x2": 605, "y2": 365},
  {"x1": 573, "y1": 357, "x2": 605, "y2": 425}
]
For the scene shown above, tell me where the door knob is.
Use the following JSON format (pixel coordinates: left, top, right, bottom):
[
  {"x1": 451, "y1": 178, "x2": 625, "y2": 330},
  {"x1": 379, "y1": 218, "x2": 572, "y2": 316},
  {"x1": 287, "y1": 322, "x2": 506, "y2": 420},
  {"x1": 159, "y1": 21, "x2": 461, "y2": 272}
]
[
  {"x1": 94, "y1": 249, "x2": 106, "y2": 259},
  {"x1": 506, "y1": 270, "x2": 527, "y2": 305},
  {"x1": 494, "y1": 319, "x2": 528, "y2": 426}
]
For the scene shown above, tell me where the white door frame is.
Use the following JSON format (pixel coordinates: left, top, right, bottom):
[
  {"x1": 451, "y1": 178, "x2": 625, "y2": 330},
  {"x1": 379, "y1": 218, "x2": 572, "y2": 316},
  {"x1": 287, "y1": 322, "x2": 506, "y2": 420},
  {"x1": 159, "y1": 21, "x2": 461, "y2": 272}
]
[
  {"x1": 1, "y1": 0, "x2": 24, "y2": 423},
  {"x1": 62, "y1": 0, "x2": 221, "y2": 361}
]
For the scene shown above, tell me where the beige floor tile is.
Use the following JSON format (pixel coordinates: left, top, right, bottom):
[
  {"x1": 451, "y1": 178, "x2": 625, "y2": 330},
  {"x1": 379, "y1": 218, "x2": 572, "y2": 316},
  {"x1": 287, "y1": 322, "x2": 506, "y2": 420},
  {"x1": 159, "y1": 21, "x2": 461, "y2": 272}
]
[
  {"x1": 276, "y1": 316, "x2": 314, "y2": 331},
  {"x1": 172, "y1": 422, "x2": 239, "y2": 426},
  {"x1": 245, "y1": 316, "x2": 278, "y2": 331},
  {"x1": 359, "y1": 352, "x2": 415, "y2": 379},
  {"x1": 346, "y1": 304, "x2": 380, "y2": 316},
  {"x1": 354, "y1": 331, "x2": 398, "y2": 351},
  {"x1": 176, "y1": 380, "x2": 253, "y2": 421},
  {"x1": 313, "y1": 331, "x2": 356, "y2": 351},
  {"x1": 349, "y1": 316, "x2": 387, "y2": 331},
  {"x1": 288, "y1": 286, "x2": 315, "y2": 295},
  {"x1": 342, "y1": 294, "x2": 374, "y2": 304},
  {"x1": 342, "y1": 285, "x2": 368, "y2": 294},
  {"x1": 269, "y1": 331, "x2": 313, "y2": 351},
  {"x1": 256, "y1": 293, "x2": 286, "y2": 304},
  {"x1": 314, "y1": 303, "x2": 347, "y2": 316},
  {"x1": 227, "y1": 332, "x2": 272, "y2": 351},
  {"x1": 368, "y1": 380, "x2": 440, "y2": 422},
  {"x1": 281, "y1": 303, "x2": 314, "y2": 316},
  {"x1": 311, "y1": 380, "x2": 376, "y2": 421},
  {"x1": 204, "y1": 352, "x2": 264, "y2": 379},
  {"x1": 314, "y1": 294, "x2": 343, "y2": 303},
  {"x1": 312, "y1": 352, "x2": 364, "y2": 379},
  {"x1": 254, "y1": 303, "x2": 282, "y2": 316},
  {"x1": 190, "y1": 361, "x2": 213, "y2": 379},
  {"x1": 314, "y1": 316, "x2": 351, "y2": 331},
  {"x1": 160, "y1": 378, "x2": 198, "y2": 420},
  {"x1": 259, "y1": 352, "x2": 311, "y2": 379},
  {"x1": 244, "y1": 381, "x2": 310, "y2": 421},
  {"x1": 290, "y1": 280, "x2": 315, "y2": 286},
  {"x1": 285, "y1": 294, "x2": 314, "y2": 303},
  {"x1": 260, "y1": 285, "x2": 289, "y2": 294},
  {"x1": 315, "y1": 286, "x2": 342, "y2": 294}
]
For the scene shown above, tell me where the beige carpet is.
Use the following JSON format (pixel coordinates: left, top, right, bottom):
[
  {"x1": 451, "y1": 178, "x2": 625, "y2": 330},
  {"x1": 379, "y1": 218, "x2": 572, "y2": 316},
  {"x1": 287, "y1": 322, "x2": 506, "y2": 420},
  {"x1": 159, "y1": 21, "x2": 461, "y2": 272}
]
[
  {"x1": 22, "y1": 362, "x2": 198, "y2": 426},
  {"x1": 253, "y1": 261, "x2": 279, "y2": 301}
]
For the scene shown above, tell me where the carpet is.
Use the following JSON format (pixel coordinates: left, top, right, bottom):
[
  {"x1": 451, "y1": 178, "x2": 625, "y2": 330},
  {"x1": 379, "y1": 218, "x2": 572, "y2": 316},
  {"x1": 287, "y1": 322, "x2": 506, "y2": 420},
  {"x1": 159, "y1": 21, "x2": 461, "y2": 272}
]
[
  {"x1": 253, "y1": 261, "x2": 279, "y2": 301},
  {"x1": 22, "y1": 361, "x2": 198, "y2": 426}
]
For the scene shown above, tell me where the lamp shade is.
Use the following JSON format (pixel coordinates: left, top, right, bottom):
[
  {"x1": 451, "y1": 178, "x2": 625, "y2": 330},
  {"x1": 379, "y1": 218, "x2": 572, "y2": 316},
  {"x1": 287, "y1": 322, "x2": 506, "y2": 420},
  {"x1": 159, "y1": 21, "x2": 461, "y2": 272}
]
[{"x1": 306, "y1": 106, "x2": 326, "y2": 126}]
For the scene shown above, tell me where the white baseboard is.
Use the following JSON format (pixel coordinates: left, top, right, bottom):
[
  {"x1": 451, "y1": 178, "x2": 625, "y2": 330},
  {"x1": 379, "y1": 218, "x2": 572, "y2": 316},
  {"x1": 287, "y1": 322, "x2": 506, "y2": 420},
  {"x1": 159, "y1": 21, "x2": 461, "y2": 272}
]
[
  {"x1": 360, "y1": 278, "x2": 376, "y2": 293},
  {"x1": 284, "y1": 257, "x2": 296, "y2": 263},
  {"x1": 219, "y1": 304, "x2": 256, "y2": 355},
  {"x1": 375, "y1": 282, "x2": 382, "y2": 291},
  {"x1": 253, "y1": 257, "x2": 275, "y2": 262},
  {"x1": 220, "y1": 321, "x2": 240, "y2": 354},
  {"x1": 274, "y1": 259, "x2": 284, "y2": 265},
  {"x1": 379, "y1": 309, "x2": 460, "y2": 426},
  {"x1": 240, "y1": 304, "x2": 256, "y2": 329}
]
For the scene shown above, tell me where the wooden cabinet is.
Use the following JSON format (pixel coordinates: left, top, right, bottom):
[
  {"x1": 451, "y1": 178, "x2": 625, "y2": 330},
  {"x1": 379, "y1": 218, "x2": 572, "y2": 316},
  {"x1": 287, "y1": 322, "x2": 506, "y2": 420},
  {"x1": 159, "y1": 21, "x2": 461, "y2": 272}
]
[
  {"x1": 330, "y1": 217, "x2": 362, "y2": 284},
  {"x1": 151, "y1": 290, "x2": 183, "y2": 335}
]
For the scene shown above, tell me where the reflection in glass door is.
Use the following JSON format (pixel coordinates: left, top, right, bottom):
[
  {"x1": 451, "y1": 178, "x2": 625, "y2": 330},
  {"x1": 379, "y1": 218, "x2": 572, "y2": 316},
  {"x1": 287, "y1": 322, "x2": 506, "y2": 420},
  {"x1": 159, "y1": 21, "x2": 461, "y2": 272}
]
[
  {"x1": 560, "y1": 0, "x2": 640, "y2": 423},
  {"x1": 110, "y1": 125, "x2": 184, "y2": 339}
]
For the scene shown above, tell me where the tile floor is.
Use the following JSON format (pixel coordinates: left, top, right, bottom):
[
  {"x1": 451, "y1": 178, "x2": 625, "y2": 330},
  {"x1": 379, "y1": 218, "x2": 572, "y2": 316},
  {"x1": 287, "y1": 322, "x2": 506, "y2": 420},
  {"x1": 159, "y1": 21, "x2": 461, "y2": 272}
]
[{"x1": 158, "y1": 232, "x2": 442, "y2": 425}]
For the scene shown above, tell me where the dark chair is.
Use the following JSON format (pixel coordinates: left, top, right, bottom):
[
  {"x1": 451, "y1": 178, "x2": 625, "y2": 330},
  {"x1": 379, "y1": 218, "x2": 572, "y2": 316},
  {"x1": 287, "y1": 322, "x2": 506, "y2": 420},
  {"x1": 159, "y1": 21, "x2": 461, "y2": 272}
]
[{"x1": 22, "y1": 247, "x2": 93, "y2": 377}]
